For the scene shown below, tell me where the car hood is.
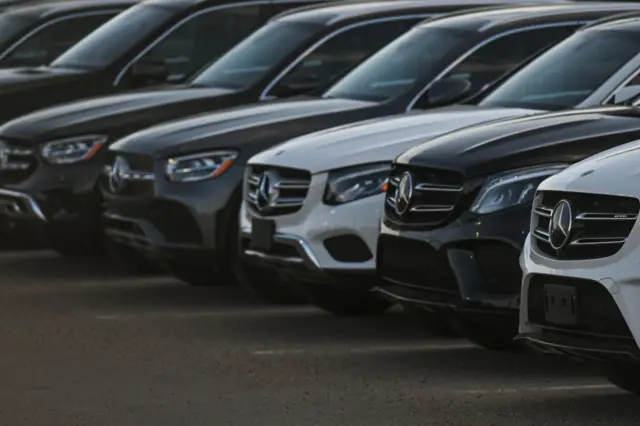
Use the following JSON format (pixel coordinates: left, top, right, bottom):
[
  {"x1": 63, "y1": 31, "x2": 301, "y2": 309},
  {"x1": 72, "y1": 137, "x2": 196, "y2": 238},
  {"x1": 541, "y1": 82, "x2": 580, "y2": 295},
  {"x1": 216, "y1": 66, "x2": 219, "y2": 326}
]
[
  {"x1": 397, "y1": 106, "x2": 640, "y2": 178},
  {"x1": 0, "y1": 66, "x2": 87, "y2": 93},
  {"x1": 110, "y1": 97, "x2": 376, "y2": 158},
  {"x1": 250, "y1": 106, "x2": 541, "y2": 174},
  {"x1": 0, "y1": 86, "x2": 238, "y2": 142},
  {"x1": 540, "y1": 139, "x2": 640, "y2": 197}
]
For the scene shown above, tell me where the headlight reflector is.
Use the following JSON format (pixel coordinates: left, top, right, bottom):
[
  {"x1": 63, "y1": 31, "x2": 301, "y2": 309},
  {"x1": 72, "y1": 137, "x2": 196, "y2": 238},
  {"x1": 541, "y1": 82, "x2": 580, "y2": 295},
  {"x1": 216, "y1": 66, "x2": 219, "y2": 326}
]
[
  {"x1": 41, "y1": 135, "x2": 107, "y2": 164},
  {"x1": 323, "y1": 163, "x2": 390, "y2": 205},
  {"x1": 470, "y1": 165, "x2": 567, "y2": 214},
  {"x1": 164, "y1": 150, "x2": 237, "y2": 182}
]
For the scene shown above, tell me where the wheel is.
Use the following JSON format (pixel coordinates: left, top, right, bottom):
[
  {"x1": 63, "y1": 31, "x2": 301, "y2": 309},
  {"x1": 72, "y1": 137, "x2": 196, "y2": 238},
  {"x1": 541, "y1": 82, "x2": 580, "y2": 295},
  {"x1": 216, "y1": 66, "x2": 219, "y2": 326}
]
[
  {"x1": 402, "y1": 305, "x2": 459, "y2": 337},
  {"x1": 604, "y1": 364, "x2": 640, "y2": 395},
  {"x1": 453, "y1": 318, "x2": 519, "y2": 351},
  {"x1": 302, "y1": 285, "x2": 391, "y2": 317},
  {"x1": 105, "y1": 240, "x2": 164, "y2": 274}
]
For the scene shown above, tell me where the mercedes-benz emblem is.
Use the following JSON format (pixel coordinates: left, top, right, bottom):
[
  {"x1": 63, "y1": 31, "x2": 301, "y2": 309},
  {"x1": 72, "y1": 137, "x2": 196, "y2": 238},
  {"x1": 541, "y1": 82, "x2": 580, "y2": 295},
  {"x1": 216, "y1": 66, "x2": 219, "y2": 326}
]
[
  {"x1": 256, "y1": 171, "x2": 279, "y2": 212},
  {"x1": 108, "y1": 156, "x2": 130, "y2": 194},
  {"x1": 548, "y1": 199, "x2": 573, "y2": 250},
  {"x1": 394, "y1": 171, "x2": 413, "y2": 215}
]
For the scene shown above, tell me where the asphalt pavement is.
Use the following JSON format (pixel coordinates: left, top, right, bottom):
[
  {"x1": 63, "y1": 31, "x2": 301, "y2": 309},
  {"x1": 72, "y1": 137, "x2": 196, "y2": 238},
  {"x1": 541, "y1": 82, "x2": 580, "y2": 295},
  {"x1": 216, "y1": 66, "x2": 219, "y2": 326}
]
[{"x1": 1, "y1": 250, "x2": 640, "y2": 426}]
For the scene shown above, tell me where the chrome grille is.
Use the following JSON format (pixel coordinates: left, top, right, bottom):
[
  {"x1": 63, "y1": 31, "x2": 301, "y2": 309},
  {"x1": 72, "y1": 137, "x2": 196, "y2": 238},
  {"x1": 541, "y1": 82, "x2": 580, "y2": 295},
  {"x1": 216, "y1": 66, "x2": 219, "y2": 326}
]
[
  {"x1": 384, "y1": 165, "x2": 466, "y2": 227},
  {"x1": 532, "y1": 190, "x2": 639, "y2": 260},
  {"x1": 0, "y1": 139, "x2": 37, "y2": 184},
  {"x1": 245, "y1": 165, "x2": 311, "y2": 216}
]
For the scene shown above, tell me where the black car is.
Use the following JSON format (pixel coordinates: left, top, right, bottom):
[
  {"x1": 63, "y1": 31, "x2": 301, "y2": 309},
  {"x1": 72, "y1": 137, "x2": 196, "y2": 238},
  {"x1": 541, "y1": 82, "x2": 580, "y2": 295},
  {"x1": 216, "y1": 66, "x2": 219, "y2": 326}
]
[
  {"x1": 0, "y1": 0, "x2": 498, "y2": 256},
  {"x1": 95, "y1": 3, "x2": 637, "y2": 290},
  {"x1": 0, "y1": 0, "x2": 141, "y2": 69},
  {"x1": 375, "y1": 33, "x2": 640, "y2": 350}
]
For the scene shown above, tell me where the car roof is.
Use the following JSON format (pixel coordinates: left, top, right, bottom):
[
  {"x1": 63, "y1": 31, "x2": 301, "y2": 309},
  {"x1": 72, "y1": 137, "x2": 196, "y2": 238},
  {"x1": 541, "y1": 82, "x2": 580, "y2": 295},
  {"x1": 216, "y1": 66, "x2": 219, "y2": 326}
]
[
  {"x1": 415, "y1": 3, "x2": 640, "y2": 33},
  {"x1": 5, "y1": 0, "x2": 141, "y2": 18},
  {"x1": 583, "y1": 13, "x2": 640, "y2": 32},
  {"x1": 272, "y1": 0, "x2": 570, "y2": 26}
]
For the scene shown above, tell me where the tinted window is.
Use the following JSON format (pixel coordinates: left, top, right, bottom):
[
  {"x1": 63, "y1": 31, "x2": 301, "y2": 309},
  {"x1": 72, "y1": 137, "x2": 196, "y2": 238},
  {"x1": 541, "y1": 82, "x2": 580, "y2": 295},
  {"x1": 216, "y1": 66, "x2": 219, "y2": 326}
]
[
  {"x1": 479, "y1": 29, "x2": 640, "y2": 110},
  {"x1": 0, "y1": 12, "x2": 118, "y2": 67},
  {"x1": 136, "y1": 5, "x2": 267, "y2": 82},
  {"x1": 269, "y1": 18, "x2": 424, "y2": 98},
  {"x1": 51, "y1": 4, "x2": 176, "y2": 69},
  {"x1": 443, "y1": 25, "x2": 578, "y2": 94},
  {"x1": 192, "y1": 20, "x2": 322, "y2": 89},
  {"x1": 0, "y1": 13, "x2": 37, "y2": 48},
  {"x1": 323, "y1": 26, "x2": 472, "y2": 102}
]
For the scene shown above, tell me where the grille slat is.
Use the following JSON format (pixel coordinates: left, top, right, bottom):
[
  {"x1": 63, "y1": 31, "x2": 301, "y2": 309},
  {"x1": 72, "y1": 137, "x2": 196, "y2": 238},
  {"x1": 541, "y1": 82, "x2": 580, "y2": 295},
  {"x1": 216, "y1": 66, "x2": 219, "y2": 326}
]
[
  {"x1": 245, "y1": 165, "x2": 310, "y2": 217},
  {"x1": 384, "y1": 165, "x2": 466, "y2": 228},
  {"x1": 532, "y1": 190, "x2": 640, "y2": 260},
  {"x1": 0, "y1": 139, "x2": 37, "y2": 184}
]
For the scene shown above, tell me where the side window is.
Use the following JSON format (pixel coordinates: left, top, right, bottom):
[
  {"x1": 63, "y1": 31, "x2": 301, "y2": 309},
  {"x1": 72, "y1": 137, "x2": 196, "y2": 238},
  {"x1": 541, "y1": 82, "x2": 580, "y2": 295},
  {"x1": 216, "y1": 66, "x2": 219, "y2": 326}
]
[
  {"x1": 0, "y1": 12, "x2": 117, "y2": 67},
  {"x1": 268, "y1": 18, "x2": 423, "y2": 98},
  {"x1": 442, "y1": 26, "x2": 579, "y2": 94},
  {"x1": 134, "y1": 5, "x2": 267, "y2": 83}
]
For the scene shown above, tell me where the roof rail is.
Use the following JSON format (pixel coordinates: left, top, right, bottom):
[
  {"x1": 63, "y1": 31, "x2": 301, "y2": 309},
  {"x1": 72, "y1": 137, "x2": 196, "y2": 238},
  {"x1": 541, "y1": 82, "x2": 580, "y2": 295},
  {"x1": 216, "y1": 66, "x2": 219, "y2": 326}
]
[{"x1": 580, "y1": 10, "x2": 640, "y2": 30}]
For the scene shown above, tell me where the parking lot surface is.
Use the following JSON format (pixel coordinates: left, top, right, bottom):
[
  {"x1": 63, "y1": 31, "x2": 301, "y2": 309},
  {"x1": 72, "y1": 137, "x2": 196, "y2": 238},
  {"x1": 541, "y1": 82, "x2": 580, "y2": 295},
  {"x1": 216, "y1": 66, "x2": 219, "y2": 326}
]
[{"x1": 2, "y1": 250, "x2": 640, "y2": 426}]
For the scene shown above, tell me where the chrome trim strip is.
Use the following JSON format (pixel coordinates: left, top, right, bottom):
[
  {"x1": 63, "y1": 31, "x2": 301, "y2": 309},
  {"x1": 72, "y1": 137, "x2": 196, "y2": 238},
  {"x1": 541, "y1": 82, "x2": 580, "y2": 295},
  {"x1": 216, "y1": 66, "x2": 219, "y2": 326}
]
[
  {"x1": 260, "y1": 14, "x2": 436, "y2": 100},
  {"x1": 0, "y1": 189, "x2": 46, "y2": 221},
  {"x1": 409, "y1": 204, "x2": 453, "y2": 213},
  {"x1": 0, "y1": 10, "x2": 122, "y2": 61},
  {"x1": 103, "y1": 165, "x2": 155, "y2": 181},
  {"x1": 241, "y1": 230, "x2": 321, "y2": 269},
  {"x1": 114, "y1": 1, "x2": 274, "y2": 86},
  {"x1": 534, "y1": 206, "x2": 552, "y2": 218},
  {"x1": 244, "y1": 249, "x2": 304, "y2": 264},
  {"x1": 414, "y1": 183, "x2": 462, "y2": 192},
  {"x1": 407, "y1": 21, "x2": 589, "y2": 111},
  {"x1": 570, "y1": 237, "x2": 627, "y2": 246},
  {"x1": 575, "y1": 212, "x2": 638, "y2": 221},
  {"x1": 532, "y1": 229, "x2": 549, "y2": 242}
]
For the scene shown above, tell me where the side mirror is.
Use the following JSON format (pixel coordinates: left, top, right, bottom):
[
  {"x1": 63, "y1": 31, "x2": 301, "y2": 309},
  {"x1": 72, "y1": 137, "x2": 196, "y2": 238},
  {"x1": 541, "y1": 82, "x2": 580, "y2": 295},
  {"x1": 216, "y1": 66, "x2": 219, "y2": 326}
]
[
  {"x1": 424, "y1": 77, "x2": 473, "y2": 108},
  {"x1": 130, "y1": 60, "x2": 169, "y2": 86},
  {"x1": 271, "y1": 72, "x2": 322, "y2": 98}
]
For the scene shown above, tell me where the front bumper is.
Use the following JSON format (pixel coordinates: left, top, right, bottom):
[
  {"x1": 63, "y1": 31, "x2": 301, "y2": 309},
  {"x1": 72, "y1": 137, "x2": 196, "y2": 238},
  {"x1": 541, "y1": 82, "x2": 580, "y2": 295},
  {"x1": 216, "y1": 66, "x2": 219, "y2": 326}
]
[
  {"x1": 518, "y1": 233, "x2": 640, "y2": 362},
  {"x1": 239, "y1": 173, "x2": 382, "y2": 291},
  {"x1": 0, "y1": 159, "x2": 104, "y2": 244},
  {"x1": 102, "y1": 165, "x2": 243, "y2": 261},
  {"x1": 374, "y1": 205, "x2": 531, "y2": 320}
]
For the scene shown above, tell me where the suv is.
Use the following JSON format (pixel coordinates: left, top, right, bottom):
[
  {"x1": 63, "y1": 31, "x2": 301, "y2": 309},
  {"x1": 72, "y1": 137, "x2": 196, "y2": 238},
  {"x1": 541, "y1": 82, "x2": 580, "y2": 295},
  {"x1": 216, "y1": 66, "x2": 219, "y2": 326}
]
[
  {"x1": 242, "y1": 11, "x2": 640, "y2": 315},
  {"x1": 519, "y1": 135, "x2": 640, "y2": 395},
  {"x1": 374, "y1": 95, "x2": 640, "y2": 348},
  {"x1": 0, "y1": 0, "x2": 475, "y2": 256},
  {"x1": 100, "y1": 3, "x2": 616, "y2": 292},
  {"x1": 0, "y1": 0, "x2": 139, "y2": 68}
]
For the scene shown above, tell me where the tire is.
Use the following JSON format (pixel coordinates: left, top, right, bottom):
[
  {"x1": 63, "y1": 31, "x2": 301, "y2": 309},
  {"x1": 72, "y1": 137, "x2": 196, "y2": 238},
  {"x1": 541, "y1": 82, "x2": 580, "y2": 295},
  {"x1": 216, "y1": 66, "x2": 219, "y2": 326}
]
[
  {"x1": 453, "y1": 318, "x2": 519, "y2": 351},
  {"x1": 302, "y1": 285, "x2": 391, "y2": 317},
  {"x1": 105, "y1": 240, "x2": 164, "y2": 274},
  {"x1": 402, "y1": 305, "x2": 459, "y2": 337},
  {"x1": 604, "y1": 364, "x2": 640, "y2": 395}
]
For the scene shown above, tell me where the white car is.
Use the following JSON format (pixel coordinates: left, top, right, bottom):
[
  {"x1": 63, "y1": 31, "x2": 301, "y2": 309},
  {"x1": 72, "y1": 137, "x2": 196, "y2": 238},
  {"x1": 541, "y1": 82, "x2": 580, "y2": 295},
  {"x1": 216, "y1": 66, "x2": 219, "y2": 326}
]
[
  {"x1": 240, "y1": 106, "x2": 539, "y2": 316},
  {"x1": 518, "y1": 139, "x2": 640, "y2": 395}
]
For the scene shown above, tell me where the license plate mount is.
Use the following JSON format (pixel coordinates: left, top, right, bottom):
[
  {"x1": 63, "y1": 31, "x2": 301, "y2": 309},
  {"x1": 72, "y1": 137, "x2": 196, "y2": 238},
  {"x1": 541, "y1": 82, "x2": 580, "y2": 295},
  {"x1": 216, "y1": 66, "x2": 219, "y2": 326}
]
[
  {"x1": 251, "y1": 218, "x2": 275, "y2": 252},
  {"x1": 543, "y1": 284, "x2": 579, "y2": 326}
]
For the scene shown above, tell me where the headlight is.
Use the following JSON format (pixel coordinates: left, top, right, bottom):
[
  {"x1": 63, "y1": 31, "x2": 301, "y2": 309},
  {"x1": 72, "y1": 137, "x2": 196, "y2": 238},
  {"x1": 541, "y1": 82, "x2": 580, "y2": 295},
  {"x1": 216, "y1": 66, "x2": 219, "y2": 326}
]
[
  {"x1": 470, "y1": 165, "x2": 568, "y2": 214},
  {"x1": 323, "y1": 163, "x2": 390, "y2": 205},
  {"x1": 164, "y1": 150, "x2": 237, "y2": 182},
  {"x1": 40, "y1": 135, "x2": 107, "y2": 164}
]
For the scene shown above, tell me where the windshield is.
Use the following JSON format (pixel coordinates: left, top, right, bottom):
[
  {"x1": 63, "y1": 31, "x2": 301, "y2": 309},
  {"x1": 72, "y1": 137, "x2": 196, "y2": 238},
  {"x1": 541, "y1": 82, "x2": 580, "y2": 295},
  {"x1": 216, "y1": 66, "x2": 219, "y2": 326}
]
[
  {"x1": 192, "y1": 20, "x2": 322, "y2": 89},
  {"x1": 322, "y1": 26, "x2": 473, "y2": 102},
  {"x1": 0, "y1": 12, "x2": 37, "y2": 47},
  {"x1": 51, "y1": 4, "x2": 176, "y2": 69},
  {"x1": 479, "y1": 30, "x2": 640, "y2": 110}
]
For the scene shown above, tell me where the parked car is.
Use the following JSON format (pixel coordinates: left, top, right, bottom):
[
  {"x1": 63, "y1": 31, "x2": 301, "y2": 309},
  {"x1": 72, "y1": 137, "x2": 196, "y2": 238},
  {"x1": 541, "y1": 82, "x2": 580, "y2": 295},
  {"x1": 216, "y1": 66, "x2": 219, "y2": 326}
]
[
  {"x1": 240, "y1": 11, "x2": 640, "y2": 314},
  {"x1": 0, "y1": 0, "x2": 328, "y2": 122},
  {"x1": 99, "y1": 3, "x2": 630, "y2": 291},
  {"x1": 0, "y1": 0, "x2": 140, "y2": 69},
  {"x1": 518, "y1": 134, "x2": 640, "y2": 395},
  {"x1": 374, "y1": 98, "x2": 640, "y2": 349},
  {"x1": 0, "y1": 0, "x2": 498, "y2": 257}
]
